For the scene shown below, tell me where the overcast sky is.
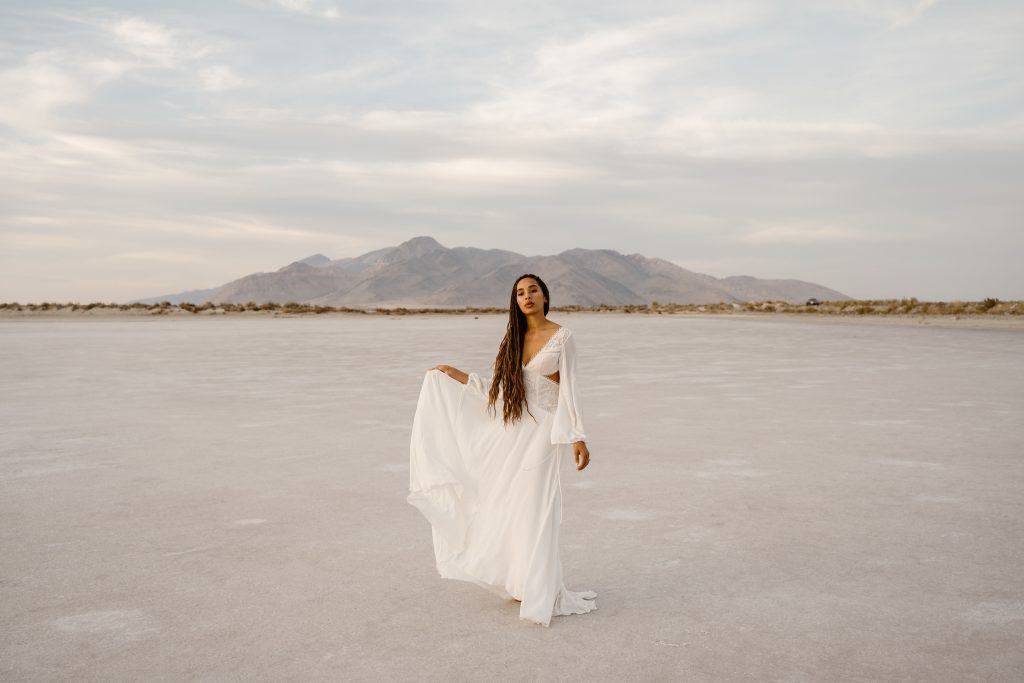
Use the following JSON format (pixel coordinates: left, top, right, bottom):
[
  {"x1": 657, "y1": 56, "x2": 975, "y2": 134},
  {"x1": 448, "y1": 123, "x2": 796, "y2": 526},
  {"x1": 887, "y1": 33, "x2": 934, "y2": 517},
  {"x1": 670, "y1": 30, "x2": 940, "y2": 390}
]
[{"x1": 1, "y1": 0, "x2": 1021, "y2": 302}]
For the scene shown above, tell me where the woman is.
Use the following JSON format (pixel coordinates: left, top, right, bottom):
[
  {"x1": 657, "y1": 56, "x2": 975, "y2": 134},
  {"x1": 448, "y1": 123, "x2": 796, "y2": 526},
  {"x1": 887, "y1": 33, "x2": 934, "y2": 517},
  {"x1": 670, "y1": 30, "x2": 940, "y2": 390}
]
[{"x1": 407, "y1": 273, "x2": 598, "y2": 627}]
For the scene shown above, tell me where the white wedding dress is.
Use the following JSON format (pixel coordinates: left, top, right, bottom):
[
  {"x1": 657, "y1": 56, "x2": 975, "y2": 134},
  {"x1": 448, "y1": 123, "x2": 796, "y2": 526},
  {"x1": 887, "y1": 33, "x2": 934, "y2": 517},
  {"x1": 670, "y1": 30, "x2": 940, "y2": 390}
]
[{"x1": 407, "y1": 325, "x2": 598, "y2": 627}]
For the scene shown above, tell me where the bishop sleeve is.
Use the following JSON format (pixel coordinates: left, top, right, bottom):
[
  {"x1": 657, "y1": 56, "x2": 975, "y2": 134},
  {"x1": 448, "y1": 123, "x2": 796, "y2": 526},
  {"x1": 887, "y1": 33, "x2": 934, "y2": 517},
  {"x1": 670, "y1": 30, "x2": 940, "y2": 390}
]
[
  {"x1": 550, "y1": 332, "x2": 587, "y2": 444},
  {"x1": 465, "y1": 371, "x2": 489, "y2": 400}
]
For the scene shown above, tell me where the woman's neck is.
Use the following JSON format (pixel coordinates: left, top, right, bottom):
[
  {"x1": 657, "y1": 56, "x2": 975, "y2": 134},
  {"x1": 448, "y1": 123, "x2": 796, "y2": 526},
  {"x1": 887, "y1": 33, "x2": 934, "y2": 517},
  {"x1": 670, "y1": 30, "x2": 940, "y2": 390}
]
[{"x1": 524, "y1": 313, "x2": 549, "y2": 331}]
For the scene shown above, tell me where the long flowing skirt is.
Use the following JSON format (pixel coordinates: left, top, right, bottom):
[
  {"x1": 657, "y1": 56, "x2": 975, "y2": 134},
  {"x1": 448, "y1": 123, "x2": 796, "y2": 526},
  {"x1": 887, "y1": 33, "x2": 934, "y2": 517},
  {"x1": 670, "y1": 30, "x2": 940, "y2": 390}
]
[{"x1": 407, "y1": 370, "x2": 597, "y2": 627}]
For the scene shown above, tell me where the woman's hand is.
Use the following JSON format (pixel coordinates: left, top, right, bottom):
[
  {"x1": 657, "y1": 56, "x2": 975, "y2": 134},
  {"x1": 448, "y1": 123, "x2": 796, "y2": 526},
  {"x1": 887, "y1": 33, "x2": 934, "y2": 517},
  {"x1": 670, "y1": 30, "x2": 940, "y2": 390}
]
[
  {"x1": 428, "y1": 365, "x2": 469, "y2": 385},
  {"x1": 573, "y1": 441, "x2": 590, "y2": 471}
]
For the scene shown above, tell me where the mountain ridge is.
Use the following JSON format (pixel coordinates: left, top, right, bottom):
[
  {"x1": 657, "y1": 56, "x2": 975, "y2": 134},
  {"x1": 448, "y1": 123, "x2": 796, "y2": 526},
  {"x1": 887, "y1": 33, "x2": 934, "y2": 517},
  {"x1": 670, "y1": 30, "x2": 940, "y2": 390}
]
[{"x1": 133, "y1": 235, "x2": 852, "y2": 306}]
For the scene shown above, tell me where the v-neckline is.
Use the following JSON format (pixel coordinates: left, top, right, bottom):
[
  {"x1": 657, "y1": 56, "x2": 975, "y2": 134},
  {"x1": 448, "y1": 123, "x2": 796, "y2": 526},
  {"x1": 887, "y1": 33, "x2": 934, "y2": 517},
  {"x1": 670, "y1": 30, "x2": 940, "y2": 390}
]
[{"x1": 522, "y1": 326, "x2": 563, "y2": 368}]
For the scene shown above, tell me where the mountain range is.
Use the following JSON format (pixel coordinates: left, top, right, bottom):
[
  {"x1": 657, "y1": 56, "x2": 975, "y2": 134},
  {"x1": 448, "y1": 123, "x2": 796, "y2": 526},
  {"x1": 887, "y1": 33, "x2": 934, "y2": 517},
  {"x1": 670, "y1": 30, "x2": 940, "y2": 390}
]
[{"x1": 133, "y1": 236, "x2": 852, "y2": 307}]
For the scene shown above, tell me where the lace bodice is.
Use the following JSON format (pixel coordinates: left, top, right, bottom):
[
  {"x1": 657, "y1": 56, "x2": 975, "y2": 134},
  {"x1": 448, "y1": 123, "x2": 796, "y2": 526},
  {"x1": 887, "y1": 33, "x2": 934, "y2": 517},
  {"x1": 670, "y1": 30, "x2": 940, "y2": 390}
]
[
  {"x1": 523, "y1": 326, "x2": 570, "y2": 412},
  {"x1": 465, "y1": 325, "x2": 587, "y2": 444}
]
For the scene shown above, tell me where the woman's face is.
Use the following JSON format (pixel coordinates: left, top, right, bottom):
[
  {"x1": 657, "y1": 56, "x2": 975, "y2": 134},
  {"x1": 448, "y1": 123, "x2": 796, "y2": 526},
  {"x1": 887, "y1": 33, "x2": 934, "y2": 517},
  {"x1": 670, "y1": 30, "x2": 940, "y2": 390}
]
[{"x1": 516, "y1": 278, "x2": 544, "y2": 315}]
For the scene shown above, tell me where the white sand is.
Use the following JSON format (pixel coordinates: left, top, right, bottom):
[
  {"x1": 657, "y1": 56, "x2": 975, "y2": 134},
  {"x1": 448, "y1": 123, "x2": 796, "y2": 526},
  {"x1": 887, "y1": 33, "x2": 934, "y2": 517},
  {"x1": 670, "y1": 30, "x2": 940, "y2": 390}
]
[{"x1": 1, "y1": 314, "x2": 1022, "y2": 679}]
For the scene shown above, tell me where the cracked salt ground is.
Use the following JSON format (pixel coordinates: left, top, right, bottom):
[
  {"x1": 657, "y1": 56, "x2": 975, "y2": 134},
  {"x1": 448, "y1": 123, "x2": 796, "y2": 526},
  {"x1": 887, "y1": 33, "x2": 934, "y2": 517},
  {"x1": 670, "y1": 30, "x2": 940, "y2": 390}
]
[
  {"x1": 3, "y1": 462, "x2": 105, "y2": 480},
  {"x1": 53, "y1": 610, "x2": 159, "y2": 644},
  {"x1": 874, "y1": 457, "x2": 944, "y2": 468},
  {"x1": 693, "y1": 469, "x2": 769, "y2": 479},
  {"x1": 963, "y1": 602, "x2": 1024, "y2": 625},
  {"x1": 601, "y1": 509, "x2": 657, "y2": 521},
  {"x1": 2, "y1": 314, "x2": 1022, "y2": 679}
]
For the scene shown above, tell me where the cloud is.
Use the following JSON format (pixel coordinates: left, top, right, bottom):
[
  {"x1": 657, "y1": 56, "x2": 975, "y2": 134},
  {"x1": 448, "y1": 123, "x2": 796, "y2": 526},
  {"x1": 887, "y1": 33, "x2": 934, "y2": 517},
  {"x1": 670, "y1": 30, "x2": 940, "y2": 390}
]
[
  {"x1": 886, "y1": 0, "x2": 940, "y2": 29},
  {"x1": 257, "y1": 0, "x2": 343, "y2": 20},
  {"x1": 107, "y1": 251, "x2": 207, "y2": 264},
  {"x1": 0, "y1": 231, "x2": 84, "y2": 251},
  {"x1": 93, "y1": 214, "x2": 342, "y2": 243},
  {"x1": 807, "y1": 0, "x2": 941, "y2": 30},
  {"x1": 468, "y1": 5, "x2": 771, "y2": 137},
  {"x1": 0, "y1": 50, "x2": 130, "y2": 130},
  {"x1": 0, "y1": 14, "x2": 234, "y2": 133},
  {"x1": 107, "y1": 16, "x2": 181, "y2": 66},
  {"x1": 305, "y1": 57, "x2": 405, "y2": 87},
  {"x1": 733, "y1": 224, "x2": 906, "y2": 245},
  {"x1": 198, "y1": 65, "x2": 246, "y2": 91},
  {"x1": 326, "y1": 156, "x2": 600, "y2": 185},
  {"x1": 99, "y1": 15, "x2": 222, "y2": 68}
]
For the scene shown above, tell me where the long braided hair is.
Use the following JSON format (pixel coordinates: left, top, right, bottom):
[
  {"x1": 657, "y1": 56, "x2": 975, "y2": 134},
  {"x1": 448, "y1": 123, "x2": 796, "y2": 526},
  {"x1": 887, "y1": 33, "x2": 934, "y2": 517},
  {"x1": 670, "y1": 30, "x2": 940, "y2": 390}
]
[{"x1": 485, "y1": 273, "x2": 550, "y2": 427}]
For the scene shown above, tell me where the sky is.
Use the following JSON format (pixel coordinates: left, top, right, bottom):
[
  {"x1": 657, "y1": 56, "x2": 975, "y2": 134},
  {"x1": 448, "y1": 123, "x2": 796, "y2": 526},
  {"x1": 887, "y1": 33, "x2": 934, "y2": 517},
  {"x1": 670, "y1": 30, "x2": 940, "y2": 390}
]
[{"x1": 1, "y1": 0, "x2": 1021, "y2": 302}]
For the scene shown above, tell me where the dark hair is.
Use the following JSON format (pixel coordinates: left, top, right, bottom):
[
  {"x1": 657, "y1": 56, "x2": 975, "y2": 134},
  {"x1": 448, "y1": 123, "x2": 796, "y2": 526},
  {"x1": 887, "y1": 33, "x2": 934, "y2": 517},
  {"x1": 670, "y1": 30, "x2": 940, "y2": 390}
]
[{"x1": 485, "y1": 274, "x2": 550, "y2": 426}]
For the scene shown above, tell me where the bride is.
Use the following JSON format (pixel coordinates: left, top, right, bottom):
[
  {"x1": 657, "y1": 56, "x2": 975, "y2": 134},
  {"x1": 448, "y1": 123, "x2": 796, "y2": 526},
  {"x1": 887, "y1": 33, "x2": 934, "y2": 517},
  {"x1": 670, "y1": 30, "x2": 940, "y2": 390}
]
[{"x1": 407, "y1": 273, "x2": 598, "y2": 627}]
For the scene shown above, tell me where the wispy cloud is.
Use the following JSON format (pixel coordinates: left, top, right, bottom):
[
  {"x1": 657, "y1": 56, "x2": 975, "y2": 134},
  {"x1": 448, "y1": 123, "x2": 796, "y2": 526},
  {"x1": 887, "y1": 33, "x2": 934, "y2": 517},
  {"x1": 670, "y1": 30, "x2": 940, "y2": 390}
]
[
  {"x1": 198, "y1": 64, "x2": 246, "y2": 91},
  {"x1": 0, "y1": 12, "x2": 232, "y2": 133},
  {"x1": 255, "y1": 0, "x2": 343, "y2": 21},
  {"x1": 326, "y1": 156, "x2": 601, "y2": 185},
  {"x1": 810, "y1": 0, "x2": 941, "y2": 30},
  {"x1": 468, "y1": 5, "x2": 771, "y2": 138},
  {"x1": 107, "y1": 250, "x2": 207, "y2": 264},
  {"x1": 0, "y1": 49, "x2": 130, "y2": 130},
  {"x1": 0, "y1": 231, "x2": 84, "y2": 251},
  {"x1": 107, "y1": 16, "x2": 192, "y2": 67},
  {"x1": 733, "y1": 224, "x2": 907, "y2": 245}
]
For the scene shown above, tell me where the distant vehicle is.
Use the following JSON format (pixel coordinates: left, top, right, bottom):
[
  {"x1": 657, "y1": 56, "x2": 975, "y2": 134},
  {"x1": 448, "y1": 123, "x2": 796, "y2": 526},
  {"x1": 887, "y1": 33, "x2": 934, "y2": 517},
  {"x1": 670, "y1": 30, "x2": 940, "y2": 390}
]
[{"x1": 805, "y1": 298, "x2": 821, "y2": 306}]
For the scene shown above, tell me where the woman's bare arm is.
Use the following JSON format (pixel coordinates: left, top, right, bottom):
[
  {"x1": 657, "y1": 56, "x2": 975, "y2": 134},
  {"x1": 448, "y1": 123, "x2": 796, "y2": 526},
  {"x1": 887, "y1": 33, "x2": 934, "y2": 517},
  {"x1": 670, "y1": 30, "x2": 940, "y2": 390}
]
[{"x1": 429, "y1": 364, "x2": 469, "y2": 385}]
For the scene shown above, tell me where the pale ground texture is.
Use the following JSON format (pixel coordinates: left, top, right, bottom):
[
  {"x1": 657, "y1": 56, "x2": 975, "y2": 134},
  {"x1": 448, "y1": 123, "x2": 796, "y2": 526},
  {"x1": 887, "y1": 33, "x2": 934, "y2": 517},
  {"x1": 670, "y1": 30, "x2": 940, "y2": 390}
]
[{"x1": 1, "y1": 314, "x2": 1022, "y2": 681}]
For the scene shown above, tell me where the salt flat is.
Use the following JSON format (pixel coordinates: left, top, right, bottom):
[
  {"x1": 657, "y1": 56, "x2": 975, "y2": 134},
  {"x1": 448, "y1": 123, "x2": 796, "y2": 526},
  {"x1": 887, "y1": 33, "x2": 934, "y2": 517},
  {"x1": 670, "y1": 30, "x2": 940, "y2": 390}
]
[{"x1": 1, "y1": 314, "x2": 1022, "y2": 680}]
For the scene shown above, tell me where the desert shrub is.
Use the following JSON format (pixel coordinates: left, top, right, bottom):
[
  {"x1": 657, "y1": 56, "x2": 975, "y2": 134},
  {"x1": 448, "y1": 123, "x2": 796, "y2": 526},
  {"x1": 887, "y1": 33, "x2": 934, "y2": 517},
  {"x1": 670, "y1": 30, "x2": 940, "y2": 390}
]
[
  {"x1": 980, "y1": 297, "x2": 999, "y2": 311},
  {"x1": 895, "y1": 297, "x2": 919, "y2": 312},
  {"x1": 947, "y1": 302, "x2": 967, "y2": 314}
]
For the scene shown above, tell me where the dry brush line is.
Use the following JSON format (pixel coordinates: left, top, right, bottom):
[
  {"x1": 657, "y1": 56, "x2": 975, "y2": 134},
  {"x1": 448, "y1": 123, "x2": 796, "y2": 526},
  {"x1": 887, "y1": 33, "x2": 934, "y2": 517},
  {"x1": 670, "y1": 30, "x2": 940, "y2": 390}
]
[{"x1": 0, "y1": 298, "x2": 1020, "y2": 316}]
